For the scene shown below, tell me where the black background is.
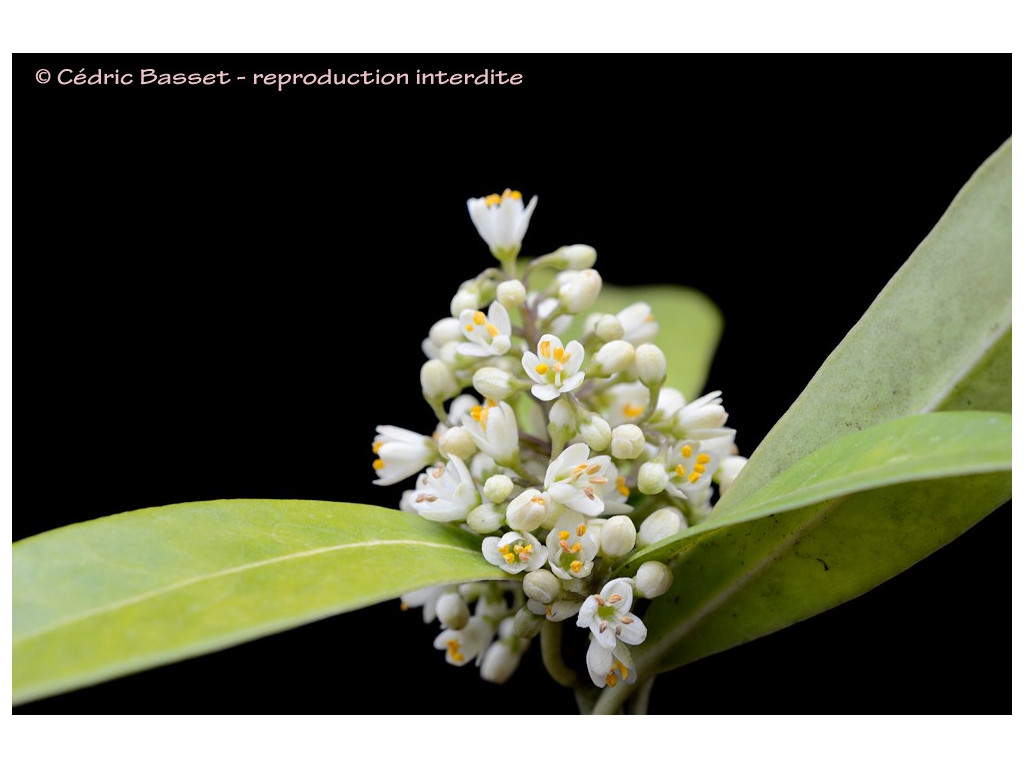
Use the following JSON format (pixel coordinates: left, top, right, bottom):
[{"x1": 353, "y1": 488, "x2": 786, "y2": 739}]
[{"x1": 15, "y1": 54, "x2": 1011, "y2": 713}]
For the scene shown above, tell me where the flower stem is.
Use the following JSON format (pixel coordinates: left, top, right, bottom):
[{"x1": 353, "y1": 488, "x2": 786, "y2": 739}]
[{"x1": 540, "y1": 621, "x2": 577, "y2": 688}]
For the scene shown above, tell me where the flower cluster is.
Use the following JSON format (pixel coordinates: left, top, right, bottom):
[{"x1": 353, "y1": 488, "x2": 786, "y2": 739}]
[{"x1": 372, "y1": 190, "x2": 747, "y2": 690}]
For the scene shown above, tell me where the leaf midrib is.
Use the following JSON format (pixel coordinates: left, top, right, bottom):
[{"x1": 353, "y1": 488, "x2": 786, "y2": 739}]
[{"x1": 14, "y1": 538, "x2": 479, "y2": 645}]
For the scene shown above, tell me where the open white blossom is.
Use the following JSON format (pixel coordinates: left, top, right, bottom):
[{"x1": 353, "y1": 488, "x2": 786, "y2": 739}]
[
  {"x1": 434, "y1": 616, "x2": 495, "y2": 667},
  {"x1": 544, "y1": 442, "x2": 622, "y2": 517},
  {"x1": 482, "y1": 530, "x2": 548, "y2": 574},
  {"x1": 577, "y1": 577, "x2": 647, "y2": 650},
  {"x1": 546, "y1": 509, "x2": 599, "y2": 579},
  {"x1": 408, "y1": 456, "x2": 479, "y2": 522},
  {"x1": 617, "y1": 301, "x2": 659, "y2": 346},
  {"x1": 458, "y1": 302, "x2": 512, "y2": 358},
  {"x1": 371, "y1": 425, "x2": 439, "y2": 486},
  {"x1": 586, "y1": 637, "x2": 639, "y2": 689},
  {"x1": 467, "y1": 189, "x2": 538, "y2": 258},
  {"x1": 522, "y1": 334, "x2": 585, "y2": 401},
  {"x1": 461, "y1": 399, "x2": 519, "y2": 466}
]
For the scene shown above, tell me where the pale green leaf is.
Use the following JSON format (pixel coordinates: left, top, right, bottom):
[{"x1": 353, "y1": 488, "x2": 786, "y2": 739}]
[
  {"x1": 594, "y1": 140, "x2": 1012, "y2": 713},
  {"x1": 12, "y1": 499, "x2": 504, "y2": 706}
]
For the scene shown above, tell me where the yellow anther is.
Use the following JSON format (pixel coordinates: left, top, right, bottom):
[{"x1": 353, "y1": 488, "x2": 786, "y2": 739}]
[
  {"x1": 570, "y1": 560, "x2": 583, "y2": 573},
  {"x1": 522, "y1": 544, "x2": 533, "y2": 554},
  {"x1": 553, "y1": 346, "x2": 565, "y2": 362},
  {"x1": 372, "y1": 441, "x2": 382, "y2": 453},
  {"x1": 504, "y1": 553, "x2": 516, "y2": 564},
  {"x1": 571, "y1": 542, "x2": 582, "y2": 554},
  {"x1": 583, "y1": 487, "x2": 595, "y2": 500},
  {"x1": 503, "y1": 189, "x2": 522, "y2": 200},
  {"x1": 535, "y1": 363, "x2": 549, "y2": 375},
  {"x1": 485, "y1": 193, "x2": 502, "y2": 207},
  {"x1": 546, "y1": 604, "x2": 553, "y2": 616},
  {"x1": 645, "y1": 314, "x2": 654, "y2": 323},
  {"x1": 486, "y1": 323, "x2": 499, "y2": 337},
  {"x1": 539, "y1": 340, "x2": 551, "y2": 358},
  {"x1": 617, "y1": 477, "x2": 629, "y2": 496},
  {"x1": 531, "y1": 495, "x2": 546, "y2": 505},
  {"x1": 447, "y1": 640, "x2": 464, "y2": 663},
  {"x1": 576, "y1": 523, "x2": 587, "y2": 536},
  {"x1": 608, "y1": 594, "x2": 622, "y2": 604},
  {"x1": 400, "y1": 601, "x2": 409, "y2": 611},
  {"x1": 586, "y1": 463, "x2": 601, "y2": 475},
  {"x1": 465, "y1": 324, "x2": 474, "y2": 332},
  {"x1": 692, "y1": 464, "x2": 706, "y2": 475},
  {"x1": 372, "y1": 458, "x2": 385, "y2": 470},
  {"x1": 697, "y1": 453, "x2": 711, "y2": 464},
  {"x1": 498, "y1": 545, "x2": 510, "y2": 555},
  {"x1": 623, "y1": 404, "x2": 644, "y2": 418},
  {"x1": 689, "y1": 472, "x2": 702, "y2": 484},
  {"x1": 559, "y1": 530, "x2": 571, "y2": 541},
  {"x1": 613, "y1": 660, "x2": 629, "y2": 678},
  {"x1": 681, "y1": 444, "x2": 693, "y2": 458},
  {"x1": 606, "y1": 673, "x2": 619, "y2": 687},
  {"x1": 675, "y1": 464, "x2": 686, "y2": 477},
  {"x1": 473, "y1": 311, "x2": 486, "y2": 325}
]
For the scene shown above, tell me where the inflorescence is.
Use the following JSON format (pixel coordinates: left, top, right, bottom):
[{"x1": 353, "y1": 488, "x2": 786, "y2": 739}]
[{"x1": 372, "y1": 190, "x2": 747, "y2": 690}]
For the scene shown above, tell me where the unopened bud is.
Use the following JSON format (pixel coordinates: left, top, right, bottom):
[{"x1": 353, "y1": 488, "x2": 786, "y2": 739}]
[
  {"x1": 466, "y1": 502, "x2": 505, "y2": 534},
  {"x1": 450, "y1": 282, "x2": 481, "y2": 316},
  {"x1": 435, "y1": 592, "x2": 470, "y2": 629},
  {"x1": 480, "y1": 638, "x2": 524, "y2": 684},
  {"x1": 716, "y1": 455, "x2": 748, "y2": 495},
  {"x1": 547, "y1": 397, "x2": 576, "y2": 445},
  {"x1": 438, "y1": 426, "x2": 476, "y2": 461},
  {"x1": 558, "y1": 269, "x2": 602, "y2": 313},
  {"x1": 600, "y1": 515, "x2": 637, "y2": 558},
  {"x1": 578, "y1": 415, "x2": 612, "y2": 452},
  {"x1": 610, "y1": 424, "x2": 646, "y2": 460},
  {"x1": 420, "y1": 359, "x2": 460, "y2": 401},
  {"x1": 637, "y1": 507, "x2": 686, "y2": 548},
  {"x1": 428, "y1": 317, "x2": 464, "y2": 348},
  {"x1": 592, "y1": 340, "x2": 635, "y2": 376},
  {"x1": 505, "y1": 489, "x2": 549, "y2": 532},
  {"x1": 523, "y1": 569, "x2": 561, "y2": 604},
  {"x1": 496, "y1": 279, "x2": 526, "y2": 308},
  {"x1": 634, "y1": 560, "x2": 674, "y2": 598},
  {"x1": 637, "y1": 461, "x2": 669, "y2": 495},
  {"x1": 554, "y1": 244, "x2": 597, "y2": 270},
  {"x1": 483, "y1": 474, "x2": 514, "y2": 504},
  {"x1": 635, "y1": 343, "x2": 667, "y2": 387},
  {"x1": 512, "y1": 606, "x2": 544, "y2": 639},
  {"x1": 595, "y1": 313, "x2": 625, "y2": 341},
  {"x1": 473, "y1": 366, "x2": 520, "y2": 401}
]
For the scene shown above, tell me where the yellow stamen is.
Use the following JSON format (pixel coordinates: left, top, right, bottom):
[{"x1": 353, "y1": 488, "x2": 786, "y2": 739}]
[
  {"x1": 608, "y1": 594, "x2": 622, "y2": 604},
  {"x1": 485, "y1": 323, "x2": 499, "y2": 337},
  {"x1": 689, "y1": 472, "x2": 702, "y2": 484},
  {"x1": 697, "y1": 453, "x2": 711, "y2": 464},
  {"x1": 553, "y1": 346, "x2": 565, "y2": 362},
  {"x1": 447, "y1": 640, "x2": 464, "y2": 663},
  {"x1": 535, "y1": 363, "x2": 549, "y2": 375},
  {"x1": 559, "y1": 530, "x2": 571, "y2": 541},
  {"x1": 617, "y1": 477, "x2": 629, "y2": 496},
  {"x1": 484, "y1": 193, "x2": 502, "y2": 207},
  {"x1": 372, "y1": 459, "x2": 385, "y2": 470},
  {"x1": 586, "y1": 464, "x2": 601, "y2": 475},
  {"x1": 606, "y1": 673, "x2": 619, "y2": 687},
  {"x1": 681, "y1": 444, "x2": 693, "y2": 458},
  {"x1": 570, "y1": 560, "x2": 583, "y2": 573},
  {"x1": 623, "y1": 404, "x2": 644, "y2": 418},
  {"x1": 571, "y1": 542, "x2": 582, "y2": 554},
  {"x1": 504, "y1": 553, "x2": 516, "y2": 564},
  {"x1": 503, "y1": 189, "x2": 522, "y2": 200},
  {"x1": 675, "y1": 464, "x2": 686, "y2": 477},
  {"x1": 539, "y1": 340, "x2": 551, "y2": 358},
  {"x1": 372, "y1": 441, "x2": 382, "y2": 453},
  {"x1": 465, "y1": 324, "x2": 474, "y2": 332},
  {"x1": 473, "y1": 311, "x2": 486, "y2": 325},
  {"x1": 576, "y1": 523, "x2": 587, "y2": 536}
]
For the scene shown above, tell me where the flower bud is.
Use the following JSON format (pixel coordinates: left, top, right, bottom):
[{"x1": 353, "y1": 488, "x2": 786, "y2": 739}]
[
  {"x1": 523, "y1": 569, "x2": 561, "y2": 604},
  {"x1": 450, "y1": 282, "x2": 481, "y2": 316},
  {"x1": 637, "y1": 461, "x2": 668, "y2": 495},
  {"x1": 592, "y1": 340, "x2": 635, "y2": 376},
  {"x1": 438, "y1": 425, "x2": 476, "y2": 461},
  {"x1": 512, "y1": 606, "x2": 544, "y2": 639},
  {"x1": 558, "y1": 269, "x2": 602, "y2": 313},
  {"x1": 473, "y1": 366, "x2": 520, "y2": 401},
  {"x1": 466, "y1": 502, "x2": 505, "y2": 534},
  {"x1": 496, "y1": 279, "x2": 526, "y2": 308},
  {"x1": 634, "y1": 560, "x2": 674, "y2": 598},
  {"x1": 555, "y1": 244, "x2": 598, "y2": 270},
  {"x1": 435, "y1": 592, "x2": 470, "y2": 629},
  {"x1": 428, "y1": 317, "x2": 464, "y2": 348},
  {"x1": 600, "y1": 515, "x2": 637, "y2": 558},
  {"x1": 635, "y1": 343, "x2": 667, "y2": 387},
  {"x1": 505, "y1": 489, "x2": 550, "y2": 532},
  {"x1": 595, "y1": 313, "x2": 625, "y2": 341},
  {"x1": 716, "y1": 455, "x2": 748, "y2": 495},
  {"x1": 578, "y1": 415, "x2": 611, "y2": 452},
  {"x1": 610, "y1": 423, "x2": 646, "y2": 460},
  {"x1": 483, "y1": 474, "x2": 514, "y2": 504},
  {"x1": 420, "y1": 359, "x2": 460, "y2": 401},
  {"x1": 480, "y1": 638, "x2": 524, "y2": 684},
  {"x1": 547, "y1": 397, "x2": 576, "y2": 445},
  {"x1": 637, "y1": 507, "x2": 686, "y2": 548}
]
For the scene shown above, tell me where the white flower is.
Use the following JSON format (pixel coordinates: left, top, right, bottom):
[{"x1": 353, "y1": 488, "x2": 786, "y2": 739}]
[
  {"x1": 634, "y1": 561, "x2": 673, "y2": 599},
  {"x1": 586, "y1": 637, "x2": 638, "y2": 689},
  {"x1": 636, "y1": 506, "x2": 686, "y2": 548},
  {"x1": 522, "y1": 334, "x2": 585, "y2": 401},
  {"x1": 422, "y1": 317, "x2": 464, "y2": 361},
  {"x1": 716, "y1": 455, "x2": 749, "y2": 495},
  {"x1": 462, "y1": 399, "x2": 519, "y2": 466},
  {"x1": 400, "y1": 585, "x2": 447, "y2": 624},
  {"x1": 480, "y1": 618, "x2": 529, "y2": 683},
  {"x1": 371, "y1": 425, "x2": 439, "y2": 486},
  {"x1": 616, "y1": 302, "x2": 659, "y2": 346},
  {"x1": 544, "y1": 442, "x2": 618, "y2": 517},
  {"x1": 528, "y1": 595, "x2": 585, "y2": 622},
  {"x1": 577, "y1": 577, "x2": 647, "y2": 650},
  {"x1": 467, "y1": 189, "x2": 538, "y2": 258},
  {"x1": 408, "y1": 456, "x2": 479, "y2": 522},
  {"x1": 482, "y1": 530, "x2": 548, "y2": 574},
  {"x1": 505, "y1": 488, "x2": 551, "y2": 532},
  {"x1": 545, "y1": 509, "x2": 599, "y2": 579},
  {"x1": 664, "y1": 440, "x2": 724, "y2": 501},
  {"x1": 558, "y1": 268, "x2": 602, "y2": 313},
  {"x1": 599, "y1": 381, "x2": 650, "y2": 427},
  {"x1": 458, "y1": 302, "x2": 512, "y2": 358},
  {"x1": 434, "y1": 616, "x2": 495, "y2": 667}
]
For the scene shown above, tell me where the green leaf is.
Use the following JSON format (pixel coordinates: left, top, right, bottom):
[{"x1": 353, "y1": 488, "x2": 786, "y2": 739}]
[
  {"x1": 585, "y1": 284, "x2": 722, "y2": 400},
  {"x1": 12, "y1": 499, "x2": 504, "y2": 706},
  {"x1": 594, "y1": 139, "x2": 1012, "y2": 713}
]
